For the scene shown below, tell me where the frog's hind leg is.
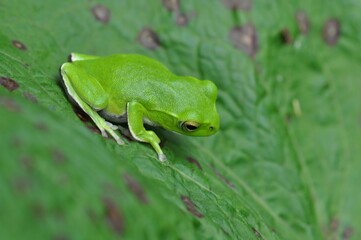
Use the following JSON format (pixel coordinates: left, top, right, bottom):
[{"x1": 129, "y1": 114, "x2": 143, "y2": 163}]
[
  {"x1": 60, "y1": 63, "x2": 124, "y2": 145},
  {"x1": 69, "y1": 53, "x2": 100, "y2": 62}
]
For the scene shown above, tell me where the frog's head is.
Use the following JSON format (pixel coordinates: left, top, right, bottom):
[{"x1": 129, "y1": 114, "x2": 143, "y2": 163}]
[{"x1": 176, "y1": 79, "x2": 220, "y2": 136}]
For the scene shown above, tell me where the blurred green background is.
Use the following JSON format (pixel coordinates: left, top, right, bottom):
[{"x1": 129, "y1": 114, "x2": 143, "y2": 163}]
[{"x1": 1, "y1": 0, "x2": 361, "y2": 239}]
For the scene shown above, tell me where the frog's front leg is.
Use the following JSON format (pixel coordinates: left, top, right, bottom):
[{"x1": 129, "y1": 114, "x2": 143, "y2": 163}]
[
  {"x1": 127, "y1": 102, "x2": 166, "y2": 162},
  {"x1": 61, "y1": 63, "x2": 124, "y2": 145}
]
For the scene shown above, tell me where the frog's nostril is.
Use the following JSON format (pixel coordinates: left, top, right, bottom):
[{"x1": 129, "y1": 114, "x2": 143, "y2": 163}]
[{"x1": 209, "y1": 126, "x2": 214, "y2": 131}]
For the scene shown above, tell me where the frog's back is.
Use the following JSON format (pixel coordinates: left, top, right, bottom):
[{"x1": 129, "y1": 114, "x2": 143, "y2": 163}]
[
  {"x1": 72, "y1": 54, "x2": 207, "y2": 114},
  {"x1": 73, "y1": 54, "x2": 173, "y2": 88}
]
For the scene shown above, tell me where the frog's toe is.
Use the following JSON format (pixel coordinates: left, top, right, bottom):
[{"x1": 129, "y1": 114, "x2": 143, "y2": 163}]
[
  {"x1": 115, "y1": 136, "x2": 125, "y2": 145},
  {"x1": 158, "y1": 153, "x2": 167, "y2": 162},
  {"x1": 105, "y1": 121, "x2": 118, "y2": 130},
  {"x1": 100, "y1": 129, "x2": 108, "y2": 138},
  {"x1": 107, "y1": 130, "x2": 124, "y2": 145}
]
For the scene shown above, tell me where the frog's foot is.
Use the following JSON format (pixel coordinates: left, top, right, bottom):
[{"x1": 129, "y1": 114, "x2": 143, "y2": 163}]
[
  {"x1": 106, "y1": 128, "x2": 124, "y2": 145},
  {"x1": 104, "y1": 122, "x2": 126, "y2": 145},
  {"x1": 97, "y1": 121, "x2": 124, "y2": 145},
  {"x1": 104, "y1": 122, "x2": 132, "y2": 144}
]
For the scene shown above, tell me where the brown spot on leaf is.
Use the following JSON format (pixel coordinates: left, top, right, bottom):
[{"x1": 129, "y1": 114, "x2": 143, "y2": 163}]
[
  {"x1": 0, "y1": 76, "x2": 19, "y2": 91},
  {"x1": 230, "y1": 23, "x2": 258, "y2": 57},
  {"x1": 252, "y1": 228, "x2": 264, "y2": 239},
  {"x1": 53, "y1": 209, "x2": 65, "y2": 219},
  {"x1": 322, "y1": 224, "x2": 330, "y2": 238},
  {"x1": 103, "y1": 197, "x2": 124, "y2": 235},
  {"x1": 185, "y1": 157, "x2": 203, "y2": 170},
  {"x1": 137, "y1": 27, "x2": 160, "y2": 50},
  {"x1": 342, "y1": 226, "x2": 353, "y2": 239},
  {"x1": 221, "y1": 0, "x2": 252, "y2": 11},
  {"x1": 52, "y1": 149, "x2": 66, "y2": 164},
  {"x1": 180, "y1": 195, "x2": 203, "y2": 218},
  {"x1": 280, "y1": 28, "x2": 293, "y2": 45},
  {"x1": 32, "y1": 203, "x2": 45, "y2": 219},
  {"x1": 12, "y1": 40, "x2": 27, "y2": 50},
  {"x1": 11, "y1": 137, "x2": 22, "y2": 148},
  {"x1": 123, "y1": 173, "x2": 148, "y2": 204},
  {"x1": 0, "y1": 97, "x2": 21, "y2": 112},
  {"x1": 20, "y1": 155, "x2": 33, "y2": 171},
  {"x1": 211, "y1": 164, "x2": 236, "y2": 189},
  {"x1": 92, "y1": 5, "x2": 111, "y2": 24},
  {"x1": 322, "y1": 18, "x2": 340, "y2": 46},
  {"x1": 295, "y1": 11, "x2": 310, "y2": 35},
  {"x1": 34, "y1": 122, "x2": 48, "y2": 132},
  {"x1": 285, "y1": 114, "x2": 292, "y2": 123},
  {"x1": 23, "y1": 91, "x2": 38, "y2": 103},
  {"x1": 175, "y1": 13, "x2": 188, "y2": 27},
  {"x1": 12, "y1": 177, "x2": 29, "y2": 194},
  {"x1": 330, "y1": 217, "x2": 339, "y2": 232},
  {"x1": 162, "y1": 0, "x2": 180, "y2": 11}
]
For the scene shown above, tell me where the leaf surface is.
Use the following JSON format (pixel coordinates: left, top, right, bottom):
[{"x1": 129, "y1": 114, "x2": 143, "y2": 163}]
[{"x1": 1, "y1": 0, "x2": 360, "y2": 239}]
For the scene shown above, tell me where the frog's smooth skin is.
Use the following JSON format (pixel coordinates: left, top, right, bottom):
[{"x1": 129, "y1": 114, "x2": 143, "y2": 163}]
[{"x1": 60, "y1": 53, "x2": 220, "y2": 162}]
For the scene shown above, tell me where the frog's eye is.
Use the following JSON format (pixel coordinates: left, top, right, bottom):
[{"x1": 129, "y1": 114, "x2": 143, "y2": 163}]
[{"x1": 181, "y1": 121, "x2": 200, "y2": 132}]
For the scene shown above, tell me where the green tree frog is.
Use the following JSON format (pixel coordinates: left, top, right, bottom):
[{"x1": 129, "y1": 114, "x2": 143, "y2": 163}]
[{"x1": 60, "y1": 53, "x2": 220, "y2": 161}]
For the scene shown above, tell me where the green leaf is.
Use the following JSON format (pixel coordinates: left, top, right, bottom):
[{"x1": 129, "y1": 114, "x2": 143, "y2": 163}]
[{"x1": 1, "y1": 0, "x2": 360, "y2": 239}]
